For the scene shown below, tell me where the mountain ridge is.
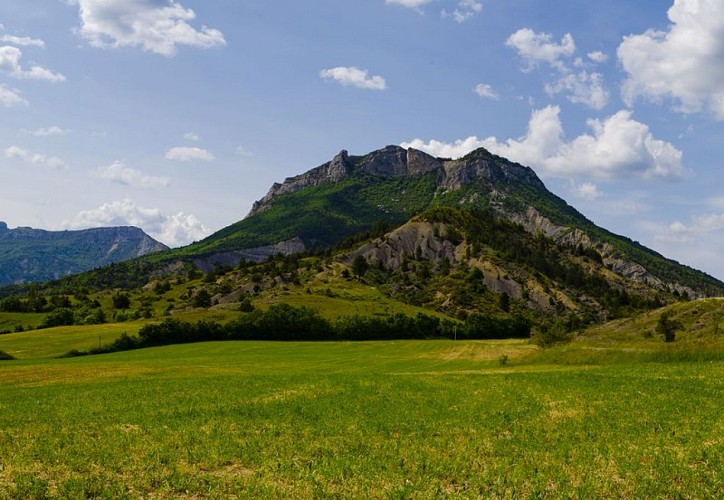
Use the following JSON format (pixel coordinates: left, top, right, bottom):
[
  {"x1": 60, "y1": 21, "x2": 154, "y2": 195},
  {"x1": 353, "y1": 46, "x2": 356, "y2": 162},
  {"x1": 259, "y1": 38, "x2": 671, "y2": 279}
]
[{"x1": 0, "y1": 223, "x2": 168, "y2": 286}]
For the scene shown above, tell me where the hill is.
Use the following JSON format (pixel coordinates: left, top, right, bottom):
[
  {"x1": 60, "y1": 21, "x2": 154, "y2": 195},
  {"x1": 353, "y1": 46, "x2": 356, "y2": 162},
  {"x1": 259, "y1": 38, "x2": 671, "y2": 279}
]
[
  {"x1": 0, "y1": 222, "x2": 167, "y2": 286},
  {"x1": 178, "y1": 145, "x2": 724, "y2": 299}
]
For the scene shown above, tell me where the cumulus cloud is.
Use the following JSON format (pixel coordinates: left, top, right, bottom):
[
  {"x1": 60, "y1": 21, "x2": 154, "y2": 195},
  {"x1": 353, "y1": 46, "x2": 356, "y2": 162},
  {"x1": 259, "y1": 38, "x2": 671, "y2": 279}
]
[
  {"x1": 92, "y1": 161, "x2": 170, "y2": 188},
  {"x1": 401, "y1": 105, "x2": 686, "y2": 180},
  {"x1": 473, "y1": 83, "x2": 499, "y2": 100},
  {"x1": 0, "y1": 46, "x2": 65, "y2": 82},
  {"x1": 0, "y1": 84, "x2": 27, "y2": 107},
  {"x1": 401, "y1": 136, "x2": 489, "y2": 160},
  {"x1": 571, "y1": 181, "x2": 602, "y2": 201},
  {"x1": 618, "y1": 0, "x2": 724, "y2": 120},
  {"x1": 165, "y1": 146, "x2": 215, "y2": 162},
  {"x1": 320, "y1": 66, "x2": 387, "y2": 90},
  {"x1": 70, "y1": 0, "x2": 226, "y2": 56},
  {"x1": 5, "y1": 145, "x2": 65, "y2": 169},
  {"x1": 544, "y1": 70, "x2": 609, "y2": 110},
  {"x1": 587, "y1": 51, "x2": 608, "y2": 63},
  {"x1": 0, "y1": 35, "x2": 45, "y2": 48},
  {"x1": 184, "y1": 132, "x2": 199, "y2": 142},
  {"x1": 506, "y1": 28, "x2": 576, "y2": 71},
  {"x1": 65, "y1": 199, "x2": 210, "y2": 247},
  {"x1": 506, "y1": 28, "x2": 608, "y2": 110}
]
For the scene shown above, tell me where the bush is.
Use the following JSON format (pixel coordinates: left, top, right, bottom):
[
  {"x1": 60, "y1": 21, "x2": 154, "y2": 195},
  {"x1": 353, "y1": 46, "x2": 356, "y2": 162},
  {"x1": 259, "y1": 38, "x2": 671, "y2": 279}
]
[
  {"x1": 532, "y1": 323, "x2": 573, "y2": 347},
  {"x1": 39, "y1": 308, "x2": 75, "y2": 329},
  {"x1": 656, "y1": 311, "x2": 682, "y2": 343}
]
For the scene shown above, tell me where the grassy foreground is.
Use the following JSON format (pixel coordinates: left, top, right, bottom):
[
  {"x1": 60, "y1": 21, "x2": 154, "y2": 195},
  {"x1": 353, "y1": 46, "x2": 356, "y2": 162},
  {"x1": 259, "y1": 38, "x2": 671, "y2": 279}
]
[{"x1": 0, "y1": 339, "x2": 722, "y2": 498}]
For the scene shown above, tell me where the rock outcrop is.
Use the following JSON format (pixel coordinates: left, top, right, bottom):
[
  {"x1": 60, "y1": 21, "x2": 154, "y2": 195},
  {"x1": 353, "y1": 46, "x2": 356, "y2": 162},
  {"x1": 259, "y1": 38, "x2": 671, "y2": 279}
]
[{"x1": 248, "y1": 145, "x2": 542, "y2": 216}]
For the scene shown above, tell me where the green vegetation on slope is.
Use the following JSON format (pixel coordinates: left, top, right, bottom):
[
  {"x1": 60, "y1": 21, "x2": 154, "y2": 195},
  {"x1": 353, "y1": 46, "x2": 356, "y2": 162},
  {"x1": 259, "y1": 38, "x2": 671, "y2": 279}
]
[{"x1": 178, "y1": 173, "x2": 438, "y2": 256}]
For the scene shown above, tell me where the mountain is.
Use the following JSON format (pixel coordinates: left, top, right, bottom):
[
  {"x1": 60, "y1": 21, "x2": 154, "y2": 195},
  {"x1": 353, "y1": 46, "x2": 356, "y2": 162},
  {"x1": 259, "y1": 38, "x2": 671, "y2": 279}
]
[
  {"x1": 0, "y1": 222, "x2": 168, "y2": 286},
  {"x1": 178, "y1": 145, "x2": 724, "y2": 299}
]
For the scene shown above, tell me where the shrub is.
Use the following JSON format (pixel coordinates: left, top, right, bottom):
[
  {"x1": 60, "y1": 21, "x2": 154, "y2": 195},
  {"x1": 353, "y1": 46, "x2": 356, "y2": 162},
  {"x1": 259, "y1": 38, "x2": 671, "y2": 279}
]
[
  {"x1": 656, "y1": 311, "x2": 682, "y2": 343},
  {"x1": 39, "y1": 308, "x2": 75, "y2": 329}
]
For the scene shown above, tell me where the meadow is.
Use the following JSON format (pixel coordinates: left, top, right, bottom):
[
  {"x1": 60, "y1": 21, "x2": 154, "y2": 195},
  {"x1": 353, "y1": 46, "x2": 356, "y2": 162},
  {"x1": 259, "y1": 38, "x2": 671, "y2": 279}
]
[{"x1": 0, "y1": 334, "x2": 722, "y2": 498}]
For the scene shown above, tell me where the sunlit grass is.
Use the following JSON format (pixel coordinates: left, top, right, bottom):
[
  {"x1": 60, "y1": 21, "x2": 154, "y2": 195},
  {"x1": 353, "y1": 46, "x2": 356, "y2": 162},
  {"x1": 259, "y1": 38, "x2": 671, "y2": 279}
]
[{"x1": 0, "y1": 340, "x2": 722, "y2": 497}]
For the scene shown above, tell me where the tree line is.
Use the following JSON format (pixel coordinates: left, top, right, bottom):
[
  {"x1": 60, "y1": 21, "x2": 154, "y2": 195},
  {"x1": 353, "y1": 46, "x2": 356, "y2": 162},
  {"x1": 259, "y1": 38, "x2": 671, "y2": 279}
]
[{"x1": 63, "y1": 304, "x2": 530, "y2": 357}]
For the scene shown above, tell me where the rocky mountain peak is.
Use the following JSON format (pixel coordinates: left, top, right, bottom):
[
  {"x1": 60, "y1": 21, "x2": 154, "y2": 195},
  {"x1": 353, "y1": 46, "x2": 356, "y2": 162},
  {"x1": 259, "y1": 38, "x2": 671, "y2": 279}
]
[{"x1": 248, "y1": 145, "x2": 546, "y2": 217}]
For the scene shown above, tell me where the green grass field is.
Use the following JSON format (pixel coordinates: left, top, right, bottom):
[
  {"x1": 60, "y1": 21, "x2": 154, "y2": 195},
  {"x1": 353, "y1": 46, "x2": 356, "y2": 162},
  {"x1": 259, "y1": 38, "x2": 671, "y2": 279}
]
[{"x1": 0, "y1": 335, "x2": 722, "y2": 498}]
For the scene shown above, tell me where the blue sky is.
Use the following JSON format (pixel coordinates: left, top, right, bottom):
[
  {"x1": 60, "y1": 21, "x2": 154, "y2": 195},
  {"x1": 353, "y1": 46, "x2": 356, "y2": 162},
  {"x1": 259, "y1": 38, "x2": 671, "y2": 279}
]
[{"x1": 2, "y1": 1, "x2": 724, "y2": 280}]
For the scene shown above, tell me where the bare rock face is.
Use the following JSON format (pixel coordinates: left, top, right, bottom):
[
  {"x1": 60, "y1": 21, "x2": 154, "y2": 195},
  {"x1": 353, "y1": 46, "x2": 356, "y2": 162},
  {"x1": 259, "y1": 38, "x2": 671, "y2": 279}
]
[
  {"x1": 407, "y1": 148, "x2": 442, "y2": 177},
  {"x1": 191, "y1": 237, "x2": 306, "y2": 272},
  {"x1": 356, "y1": 145, "x2": 409, "y2": 177},
  {"x1": 249, "y1": 150, "x2": 353, "y2": 216},
  {"x1": 440, "y1": 155, "x2": 544, "y2": 192},
  {"x1": 346, "y1": 221, "x2": 458, "y2": 271}
]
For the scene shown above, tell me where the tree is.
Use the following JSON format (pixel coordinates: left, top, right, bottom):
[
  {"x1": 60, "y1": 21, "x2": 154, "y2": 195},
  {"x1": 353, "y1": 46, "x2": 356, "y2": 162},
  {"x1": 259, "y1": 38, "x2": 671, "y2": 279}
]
[
  {"x1": 351, "y1": 255, "x2": 369, "y2": 279},
  {"x1": 193, "y1": 289, "x2": 212, "y2": 308},
  {"x1": 112, "y1": 292, "x2": 131, "y2": 310},
  {"x1": 499, "y1": 292, "x2": 510, "y2": 313},
  {"x1": 656, "y1": 311, "x2": 682, "y2": 343}
]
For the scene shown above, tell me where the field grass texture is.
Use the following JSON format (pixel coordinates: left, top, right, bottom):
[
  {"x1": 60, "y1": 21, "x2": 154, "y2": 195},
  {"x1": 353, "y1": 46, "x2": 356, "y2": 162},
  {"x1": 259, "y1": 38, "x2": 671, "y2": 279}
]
[{"x1": 0, "y1": 338, "x2": 721, "y2": 498}]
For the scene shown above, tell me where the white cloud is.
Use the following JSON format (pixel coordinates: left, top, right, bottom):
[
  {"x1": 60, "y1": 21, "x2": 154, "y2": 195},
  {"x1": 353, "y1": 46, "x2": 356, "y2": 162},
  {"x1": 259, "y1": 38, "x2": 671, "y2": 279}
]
[
  {"x1": 320, "y1": 66, "x2": 387, "y2": 90},
  {"x1": 0, "y1": 46, "x2": 65, "y2": 82},
  {"x1": 473, "y1": 83, "x2": 499, "y2": 100},
  {"x1": 402, "y1": 105, "x2": 687, "y2": 180},
  {"x1": 0, "y1": 35, "x2": 45, "y2": 48},
  {"x1": 92, "y1": 161, "x2": 170, "y2": 188},
  {"x1": 505, "y1": 28, "x2": 576, "y2": 71},
  {"x1": 0, "y1": 84, "x2": 27, "y2": 107},
  {"x1": 505, "y1": 28, "x2": 608, "y2": 110},
  {"x1": 545, "y1": 71, "x2": 609, "y2": 110},
  {"x1": 401, "y1": 136, "x2": 488, "y2": 159},
  {"x1": 571, "y1": 182, "x2": 602, "y2": 201},
  {"x1": 184, "y1": 132, "x2": 199, "y2": 142},
  {"x1": 442, "y1": 0, "x2": 483, "y2": 23},
  {"x1": 23, "y1": 126, "x2": 68, "y2": 137},
  {"x1": 587, "y1": 51, "x2": 608, "y2": 63},
  {"x1": 165, "y1": 146, "x2": 215, "y2": 162},
  {"x1": 670, "y1": 213, "x2": 724, "y2": 235},
  {"x1": 618, "y1": 0, "x2": 724, "y2": 119},
  {"x1": 65, "y1": 199, "x2": 210, "y2": 247},
  {"x1": 5, "y1": 145, "x2": 65, "y2": 169},
  {"x1": 71, "y1": 0, "x2": 226, "y2": 56}
]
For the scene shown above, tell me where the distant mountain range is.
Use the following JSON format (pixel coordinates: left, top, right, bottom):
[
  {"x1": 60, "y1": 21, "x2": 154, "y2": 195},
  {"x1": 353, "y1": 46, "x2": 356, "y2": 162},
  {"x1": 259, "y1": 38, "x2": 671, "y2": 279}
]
[{"x1": 0, "y1": 222, "x2": 167, "y2": 286}]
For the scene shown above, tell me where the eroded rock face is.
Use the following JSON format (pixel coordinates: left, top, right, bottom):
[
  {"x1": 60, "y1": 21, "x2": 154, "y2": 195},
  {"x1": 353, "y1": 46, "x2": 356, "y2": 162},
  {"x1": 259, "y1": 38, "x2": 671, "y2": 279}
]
[
  {"x1": 346, "y1": 221, "x2": 458, "y2": 271},
  {"x1": 192, "y1": 237, "x2": 306, "y2": 272}
]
